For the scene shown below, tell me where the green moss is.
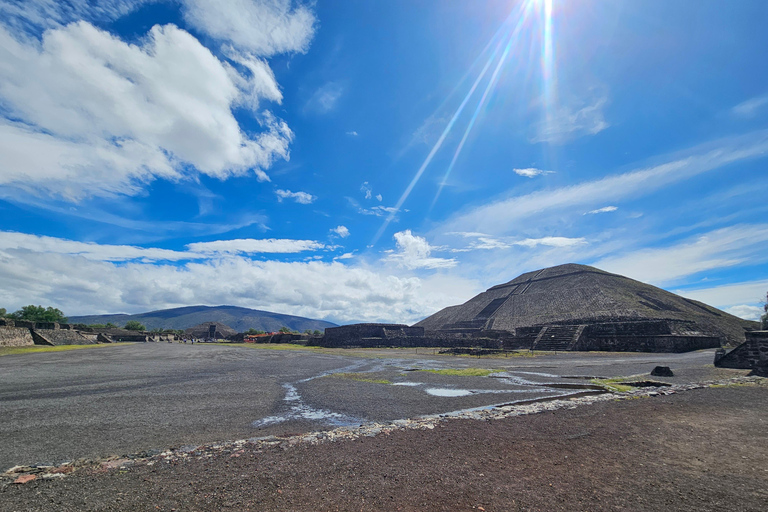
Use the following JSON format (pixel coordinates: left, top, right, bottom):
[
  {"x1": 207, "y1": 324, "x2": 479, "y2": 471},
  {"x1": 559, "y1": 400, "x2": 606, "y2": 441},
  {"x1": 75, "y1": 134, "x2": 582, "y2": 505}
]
[
  {"x1": 0, "y1": 343, "x2": 131, "y2": 357},
  {"x1": 327, "y1": 372, "x2": 391, "y2": 384},
  {"x1": 420, "y1": 368, "x2": 502, "y2": 377},
  {"x1": 590, "y1": 377, "x2": 636, "y2": 393}
]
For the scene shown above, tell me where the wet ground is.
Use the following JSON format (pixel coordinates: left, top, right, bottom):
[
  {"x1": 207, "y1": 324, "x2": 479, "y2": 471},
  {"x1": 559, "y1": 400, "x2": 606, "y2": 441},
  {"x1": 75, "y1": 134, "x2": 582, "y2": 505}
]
[{"x1": 0, "y1": 342, "x2": 731, "y2": 470}]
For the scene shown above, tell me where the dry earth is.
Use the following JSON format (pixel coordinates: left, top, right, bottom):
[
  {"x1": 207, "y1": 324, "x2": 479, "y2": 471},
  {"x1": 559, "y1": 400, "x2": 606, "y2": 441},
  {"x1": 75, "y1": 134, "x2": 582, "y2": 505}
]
[{"x1": 2, "y1": 382, "x2": 767, "y2": 511}]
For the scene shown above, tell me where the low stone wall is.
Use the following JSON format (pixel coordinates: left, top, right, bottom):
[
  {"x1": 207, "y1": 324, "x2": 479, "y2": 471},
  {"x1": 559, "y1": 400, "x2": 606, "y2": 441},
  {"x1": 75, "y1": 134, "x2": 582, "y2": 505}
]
[
  {"x1": 574, "y1": 334, "x2": 721, "y2": 353},
  {"x1": 745, "y1": 331, "x2": 768, "y2": 375},
  {"x1": 0, "y1": 326, "x2": 35, "y2": 347},
  {"x1": 323, "y1": 324, "x2": 421, "y2": 345},
  {"x1": 32, "y1": 329, "x2": 95, "y2": 346}
]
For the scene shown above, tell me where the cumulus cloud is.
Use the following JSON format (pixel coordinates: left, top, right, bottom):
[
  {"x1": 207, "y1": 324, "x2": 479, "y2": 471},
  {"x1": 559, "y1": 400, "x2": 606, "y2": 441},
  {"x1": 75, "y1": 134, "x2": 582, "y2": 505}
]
[
  {"x1": 0, "y1": 21, "x2": 296, "y2": 199},
  {"x1": 513, "y1": 168, "x2": 554, "y2": 178},
  {"x1": 182, "y1": 0, "x2": 316, "y2": 57},
  {"x1": 275, "y1": 189, "x2": 316, "y2": 204},
  {"x1": 674, "y1": 278, "x2": 768, "y2": 313},
  {"x1": 346, "y1": 131, "x2": 358, "y2": 137},
  {"x1": 330, "y1": 226, "x2": 350, "y2": 238},
  {"x1": 385, "y1": 230, "x2": 457, "y2": 270},
  {"x1": 0, "y1": 232, "x2": 475, "y2": 323},
  {"x1": 585, "y1": 206, "x2": 618, "y2": 215}
]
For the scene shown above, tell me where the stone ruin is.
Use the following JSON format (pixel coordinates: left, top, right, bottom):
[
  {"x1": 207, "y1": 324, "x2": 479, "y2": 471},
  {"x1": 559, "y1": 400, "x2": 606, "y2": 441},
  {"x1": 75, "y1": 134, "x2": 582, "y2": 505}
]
[{"x1": 715, "y1": 330, "x2": 768, "y2": 376}]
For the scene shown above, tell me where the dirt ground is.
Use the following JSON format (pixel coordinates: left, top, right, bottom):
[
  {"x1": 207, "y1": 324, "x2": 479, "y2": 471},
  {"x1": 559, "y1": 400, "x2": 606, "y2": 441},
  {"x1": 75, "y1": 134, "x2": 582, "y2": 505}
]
[{"x1": 2, "y1": 383, "x2": 767, "y2": 511}]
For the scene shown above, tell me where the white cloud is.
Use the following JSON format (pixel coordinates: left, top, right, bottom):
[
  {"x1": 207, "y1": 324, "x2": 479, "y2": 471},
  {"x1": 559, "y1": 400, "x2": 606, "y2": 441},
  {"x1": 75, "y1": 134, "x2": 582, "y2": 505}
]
[
  {"x1": 187, "y1": 238, "x2": 325, "y2": 254},
  {"x1": 440, "y1": 131, "x2": 768, "y2": 236},
  {"x1": 385, "y1": 230, "x2": 457, "y2": 270},
  {"x1": 514, "y1": 237, "x2": 587, "y2": 248},
  {"x1": 0, "y1": 233, "x2": 476, "y2": 323},
  {"x1": 0, "y1": 231, "x2": 196, "y2": 262},
  {"x1": 330, "y1": 226, "x2": 350, "y2": 238},
  {"x1": 346, "y1": 131, "x2": 358, "y2": 137},
  {"x1": 0, "y1": 21, "x2": 294, "y2": 199},
  {"x1": 530, "y1": 94, "x2": 609, "y2": 144},
  {"x1": 596, "y1": 224, "x2": 768, "y2": 286},
  {"x1": 585, "y1": 206, "x2": 618, "y2": 215},
  {"x1": 361, "y1": 182, "x2": 372, "y2": 200},
  {"x1": 336, "y1": 252, "x2": 354, "y2": 260},
  {"x1": 306, "y1": 81, "x2": 344, "y2": 114},
  {"x1": 376, "y1": 194, "x2": 383, "y2": 202},
  {"x1": 724, "y1": 305, "x2": 764, "y2": 321},
  {"x1": 732, "y1": 94, "x2": 768, "y2": 118},
  {"x1": 674, "y1": 279, "x2": 768, "y2": 312},
  {"x1": 275, "y1": 189, "x2": 316, "y2": 204},
  {"x1": 513, "y1": 168, "x2": 554, "y2": 178},
  {"x1": 181, "y1": 0, "x2": 316, "y2": 57}
]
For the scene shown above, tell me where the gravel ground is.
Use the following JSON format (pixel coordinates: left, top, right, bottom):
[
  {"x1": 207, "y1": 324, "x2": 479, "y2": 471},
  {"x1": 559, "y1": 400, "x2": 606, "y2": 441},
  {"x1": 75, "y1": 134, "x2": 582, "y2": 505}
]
[{"x1": 2, "y1": 380, "x2": 766, "y2": 511}]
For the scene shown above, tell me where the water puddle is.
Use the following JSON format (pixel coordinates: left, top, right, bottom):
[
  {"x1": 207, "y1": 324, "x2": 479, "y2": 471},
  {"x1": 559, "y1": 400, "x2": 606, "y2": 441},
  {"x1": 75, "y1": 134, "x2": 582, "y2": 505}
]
[
  {"x1": 392, "y1": 382, "x2": 422, "y2": 387},
  {"x1": 425, "y1": 388, "x2": 473, "y2": 397},
  {"x1": 251, "y1": 383, "x2": 364, "y2": 428}
]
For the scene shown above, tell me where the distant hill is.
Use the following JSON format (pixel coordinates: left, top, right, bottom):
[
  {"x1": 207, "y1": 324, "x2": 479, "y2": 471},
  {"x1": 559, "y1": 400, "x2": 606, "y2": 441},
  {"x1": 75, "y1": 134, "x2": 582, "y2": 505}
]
[{"x1": 69, "y1": 305, "x2": 337, "y2": 333}]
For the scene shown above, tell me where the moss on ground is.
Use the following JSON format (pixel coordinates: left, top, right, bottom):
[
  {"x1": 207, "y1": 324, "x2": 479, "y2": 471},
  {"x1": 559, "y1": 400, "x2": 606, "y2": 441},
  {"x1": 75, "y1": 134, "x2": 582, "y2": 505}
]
[
  {"x1": 0, "y1": 343, "x2": 131, "y2": 357},
  {"x1": 420, "y1": 368, "x2": 502, "y2": 377},
  {"x1": 590, "y1": 376, "x2": 638, "y2": 393},
  {"x1": 327, "y1": 372, "x2": 391, "y2": 384}
]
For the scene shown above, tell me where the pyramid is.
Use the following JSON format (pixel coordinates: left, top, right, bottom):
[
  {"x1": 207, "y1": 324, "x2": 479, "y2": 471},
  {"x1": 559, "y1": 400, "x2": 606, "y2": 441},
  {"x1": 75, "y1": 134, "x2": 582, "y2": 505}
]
[{"x1": 416, "y1": 264, "x2": 756, "y2": 350}]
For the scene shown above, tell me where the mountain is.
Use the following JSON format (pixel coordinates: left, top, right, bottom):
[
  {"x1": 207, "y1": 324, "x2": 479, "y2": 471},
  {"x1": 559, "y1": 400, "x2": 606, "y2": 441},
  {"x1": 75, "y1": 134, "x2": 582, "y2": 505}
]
[
  {"x1": 415, "y1": 263, "x2": 756, "y2": 345},
  {"x1": 69, "y1": 305, "x2": 337, "y2": 333}
]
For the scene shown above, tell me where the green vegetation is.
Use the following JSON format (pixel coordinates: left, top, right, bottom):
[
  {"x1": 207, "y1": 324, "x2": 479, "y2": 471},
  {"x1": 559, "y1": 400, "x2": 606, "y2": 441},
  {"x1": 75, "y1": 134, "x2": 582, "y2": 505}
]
[
  {"x1": 0, "y1": 343, "x2": 131, "y2": 357},
  {"x1": 590, "y1": 377, "x2": 636, "y2": 393},
  {"x1": 246, "y1": 328, "x2": 266, "y2": 335},
  {"x1": 0, "y1": 307, "x2": 6, "y2": 317},
  {"x1": 124, "y1": 320, "x2": 146, "y2": 331},
  {"x1": 278, "y1": 326, "x2": 293, "y2": 333},
  {"x1": 314, "y1": 330, "x2": 322, "y2": 335},
  {"x1": 4, "y1": 305, "x2": 67, "y2": 323},
  {"x1": 328, "y1": 372, "x2": 391, "y2": 384},
  {"x1": 420, "y1": 368, "x2": 502, "y2": 377}
]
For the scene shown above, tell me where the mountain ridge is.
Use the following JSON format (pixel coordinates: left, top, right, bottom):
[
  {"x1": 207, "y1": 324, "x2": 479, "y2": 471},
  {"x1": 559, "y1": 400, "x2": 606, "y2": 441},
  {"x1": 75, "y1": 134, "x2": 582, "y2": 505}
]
[{"x1": 69, "y1": 305, "x2": 337, "y2": 332}]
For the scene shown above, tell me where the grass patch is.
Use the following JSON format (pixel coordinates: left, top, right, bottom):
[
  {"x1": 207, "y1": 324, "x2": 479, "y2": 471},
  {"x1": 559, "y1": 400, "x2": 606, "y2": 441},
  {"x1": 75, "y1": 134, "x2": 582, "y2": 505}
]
[
  {"x1": 0, "y1": 343, "x2": 131, "y2": 357},
  {"x1": 212, "y1": 343, "x2": 322, "y2": 351},
  {"x1": 590, "y1": 377, "x2": 636, "y2": 393},
  {"x1": 420, "y1": 368, "x2": 502, "y2": 377},
  {"x1": 327, "y1": 372, "x2": 391, "y2": 384}
]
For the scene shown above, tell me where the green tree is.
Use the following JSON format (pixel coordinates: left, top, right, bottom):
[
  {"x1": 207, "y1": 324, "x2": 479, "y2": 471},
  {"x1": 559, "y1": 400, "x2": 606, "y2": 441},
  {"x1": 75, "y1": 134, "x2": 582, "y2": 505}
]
[
  {"x1": 124, "y1": 320, "x2": 146, "y2": 331},
  {"x1": 246, "y1": 328, "x2": 266, "y2": 335},
  {"x1": 8, "y1": 305, "x2": 67, "y2": 323},
  {"x1": 105, "y1": 323, "x2": 117, "y2": 328},
  {"x1": 0, "y1": 308, "x2": 6, "y2": 317},
  {"x1": 313, "y1": 330, "x2": 322, "y2": 336},
  {"x1": 278, "y1": 326, "x2": 292, "y2": 333}
]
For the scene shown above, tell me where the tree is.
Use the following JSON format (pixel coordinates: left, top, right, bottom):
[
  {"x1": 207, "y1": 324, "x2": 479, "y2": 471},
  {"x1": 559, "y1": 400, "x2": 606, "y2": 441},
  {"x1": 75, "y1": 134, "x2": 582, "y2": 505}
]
[
  {"x1": 313, "y1": 330, "x2": 322, "y2": 336},
  {"x1": 8, "y1": 305, "x2": 67, "y2": 323},
  {"x1": 278, "y1": 326, "x2": 292, "y2": 333},
  {"x1": 105, "y1": 323, "x2": 117, "y2": 328},
  {"x1": 0, "y1": 308, "x2": 6, "y2": 317},
  {"x1": 246, "y1": 328, "x2": 265, "y2": 335},
  {"x1": 124, "y1": 320, "x2": 146, "y2": 331}
]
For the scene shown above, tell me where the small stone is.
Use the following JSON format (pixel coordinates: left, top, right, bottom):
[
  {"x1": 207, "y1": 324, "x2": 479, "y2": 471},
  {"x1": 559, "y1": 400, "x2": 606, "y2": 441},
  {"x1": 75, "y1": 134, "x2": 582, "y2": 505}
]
[{"x1": 13, "y1": 474, "x2": 37, "y2": 484}]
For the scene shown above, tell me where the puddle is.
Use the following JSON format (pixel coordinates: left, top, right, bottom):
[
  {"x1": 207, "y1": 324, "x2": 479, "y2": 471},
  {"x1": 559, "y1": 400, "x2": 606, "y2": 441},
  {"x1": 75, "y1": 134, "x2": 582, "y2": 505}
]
[
  {"x1": 252, "y1": 383, "x2": 364, "y2": 428},
  {"x1": 425, "y1": 388, "x2": 473, "y2": 397},
  {"x1": 392, "y1": 382, "x2": 422, "y2": 387}
]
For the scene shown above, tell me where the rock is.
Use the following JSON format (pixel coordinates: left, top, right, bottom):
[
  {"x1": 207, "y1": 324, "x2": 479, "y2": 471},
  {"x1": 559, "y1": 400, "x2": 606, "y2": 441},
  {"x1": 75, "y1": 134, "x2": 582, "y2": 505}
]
[
  {"x1": 650, "y1": 366, "x2": 674, "y2": 377},
  {"x1": 12, "y1": 474, "x2": 37, "y2": 484}
]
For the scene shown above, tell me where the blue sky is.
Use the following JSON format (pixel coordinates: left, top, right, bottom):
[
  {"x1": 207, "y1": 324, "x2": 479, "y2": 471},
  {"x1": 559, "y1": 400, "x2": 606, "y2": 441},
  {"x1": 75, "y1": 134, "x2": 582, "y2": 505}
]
[{"x1": 0, "y1": 0, "x2": 766, "y2": 324}]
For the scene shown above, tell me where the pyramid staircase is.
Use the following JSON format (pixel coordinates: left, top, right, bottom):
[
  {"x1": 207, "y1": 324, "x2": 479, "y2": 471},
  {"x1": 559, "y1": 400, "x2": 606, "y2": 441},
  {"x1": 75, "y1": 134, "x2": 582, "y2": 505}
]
[{"x1": 532, "y1": 324, "x2": 584, "y2": 351}]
